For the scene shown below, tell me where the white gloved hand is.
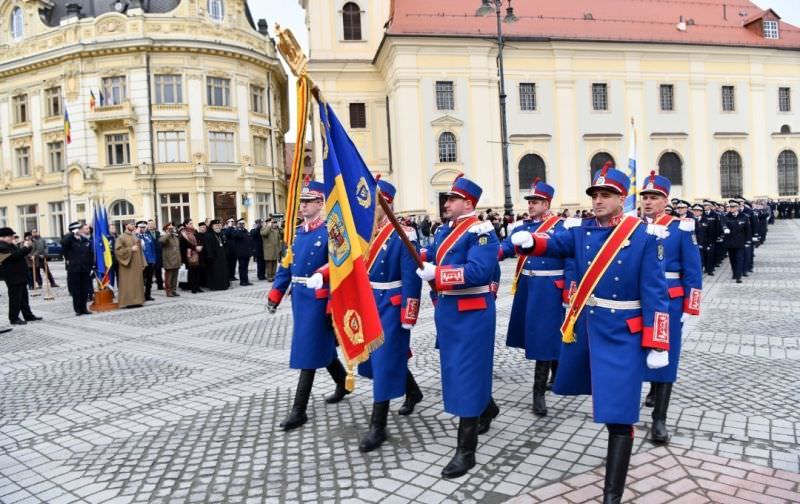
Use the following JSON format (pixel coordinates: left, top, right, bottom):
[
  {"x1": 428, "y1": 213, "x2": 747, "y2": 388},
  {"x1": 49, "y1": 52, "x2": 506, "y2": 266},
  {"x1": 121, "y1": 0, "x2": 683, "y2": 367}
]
[
  {"x1": 416, "y1": 262, "x2": 436, "y2": 282},
  {"x1": 511, "y1": 231, "x2": 534, "y2": 249},
  {"x1": 680, "y1": 313, "x2": 686, "y2": 324},
  {"x1": 306, "y1": 272, "x2": 324, "y2": 290},
  {"x1": 647, "y1": 350, "x2": 669, "y2": 369},
  {"x1": 723, "y1": 228, "x2": 731, "y2": 235},
  {"x1": 402, "y1": 323, "x2": 413, "y2": 330}
]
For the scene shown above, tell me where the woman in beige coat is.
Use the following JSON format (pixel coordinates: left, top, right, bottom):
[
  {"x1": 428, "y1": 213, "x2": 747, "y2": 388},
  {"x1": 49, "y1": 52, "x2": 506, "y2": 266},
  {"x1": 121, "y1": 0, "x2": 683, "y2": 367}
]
[{"x1": 159, "y1": 222, "x2": 182, "y2": 297}]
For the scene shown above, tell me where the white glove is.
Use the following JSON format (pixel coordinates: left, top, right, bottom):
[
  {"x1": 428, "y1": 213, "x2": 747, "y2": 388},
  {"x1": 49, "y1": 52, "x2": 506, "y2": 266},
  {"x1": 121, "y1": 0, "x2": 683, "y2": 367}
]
[
  {"x1": 723, "y1": 228, "x2": 731, "y2": 235},
  {"x1": 402, "y1": 323, "x2": 413, "y2": 330},
  {"x1": 416, "y1": 262, "x2": 436, "y2": 282},
  {"x1": 306, "y1": 272, "x2": 324, "y2": 290},
  {"x1": 511, "y1": 231, "x2": 534, "y2": 249},
  {"x1": 680, "y1": 313, "x2": 686, "y2": 324},
  {"x1": 647, "y1": 350, "x2": 669, "y2": 369}
]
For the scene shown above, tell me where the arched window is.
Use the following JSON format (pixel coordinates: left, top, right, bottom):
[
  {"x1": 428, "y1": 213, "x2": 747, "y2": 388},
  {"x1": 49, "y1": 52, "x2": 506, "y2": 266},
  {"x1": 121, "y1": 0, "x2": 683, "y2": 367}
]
[
  {"x1": 781, "y1": 124, "x2": 792, "y2": 134},
  {"x1": 589, "y1": 152, "x2": 615, "y2": 181},
  {"x1": 720, "y1": 150, "x2": 743, "y2": 198},
  {"x1": 518, "y1": 154, "x2": 546, "y2": 190},
  {"x1": 658, "y1": 152, "x2": 683, "y2": 185},
  {"x1": 342, "y1": 2, "x2": 362, "y2": 41},
  {"x1": 11, "y1": 7, "x2": 24, "y2": 41},
  {"x1": 438, "y1": 132, "x2": 457, "y2": 163},
  {"x1": 778, "y1": 150, "x2": 799, "y2": 196},
  {"x1": 109, "y1": 199, "x2": 135, "y2": 231},
  {"x1": 208, "y1": 0, "x2": 224, "y2": 22}
]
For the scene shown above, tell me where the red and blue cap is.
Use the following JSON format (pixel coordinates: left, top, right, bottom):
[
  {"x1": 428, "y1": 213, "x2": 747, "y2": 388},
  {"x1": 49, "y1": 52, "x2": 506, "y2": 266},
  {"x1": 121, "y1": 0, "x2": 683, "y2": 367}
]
[
  {"x1": 640, "y1": 170, "x2": 671, "y2": 198},
  {"x1": 300, "y1": 176, "x2": 325, "y2": 201},
  {"x1": 524, "y1": 177, "x2": 555, "y2": 201},
  {"x1": 445, "y1": 173, "x2": 482, "y2": 206},
  {"x1": 376, "y1": 175, "x2": 397, "y2": 204},
  {"x1": 587, "y1": 161, "x2": 630, "y2": 196}
]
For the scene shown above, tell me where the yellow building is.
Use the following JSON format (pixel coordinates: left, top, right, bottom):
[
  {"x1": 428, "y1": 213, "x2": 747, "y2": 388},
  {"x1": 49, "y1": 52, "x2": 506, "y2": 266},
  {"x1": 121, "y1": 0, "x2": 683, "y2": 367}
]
[
  {"x1": 301, "y1": 0, "x2": 800, "y2": 215},
  {"x1": 0, "y1": 0, "x2": 288, "y2": 236}
]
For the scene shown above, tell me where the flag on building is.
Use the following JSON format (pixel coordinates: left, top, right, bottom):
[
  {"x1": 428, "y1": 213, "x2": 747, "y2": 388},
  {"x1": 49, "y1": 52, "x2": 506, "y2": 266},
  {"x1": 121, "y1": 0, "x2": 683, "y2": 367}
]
[
  {"x1": 90, "y1": 90, "x2": 96, "y2": 111},
  {"x1": 99, "y1": 89, "x2": 105, "y2": 107},
  {"x1": 92, "y1": 204, "x2": 113, "y2": 289},
  {"x1": 64, "y1": 109, "x2": 72, "y2": 144},
  {"x1": 319, "y1": 101, "x2": 383, "y2": 377},
  {"x1": 624, "y1": 118, "x2": 637, "y2": 215}
]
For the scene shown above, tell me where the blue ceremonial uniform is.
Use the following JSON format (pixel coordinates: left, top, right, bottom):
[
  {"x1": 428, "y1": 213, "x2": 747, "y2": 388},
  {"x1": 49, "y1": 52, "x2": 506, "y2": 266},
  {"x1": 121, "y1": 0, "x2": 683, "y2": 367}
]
[
  {"x1": 358, "y1": 220, "x2": 423, "y2": 402},
  {"x1": 429, "y1": 215, "x2": 500, "y2": 417},
  {"x1": 644, "y1": 217, "x2": 702, "y2": 383},
  {"x1": 269, "y1": 220, "x2": 337, "y2": 370},
  {"x1": 521, "y1": 218, "x2": 669, "y2": 425},
  {"x1": 500, "y1": 217, "x2": 570, "y2": 360}
]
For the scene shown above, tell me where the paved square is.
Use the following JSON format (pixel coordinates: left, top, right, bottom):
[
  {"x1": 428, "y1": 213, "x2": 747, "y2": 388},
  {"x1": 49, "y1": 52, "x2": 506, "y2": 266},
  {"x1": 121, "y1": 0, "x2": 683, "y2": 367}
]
[{"x1": 1, "y1": 222, "x2": 799, "y2": 503}]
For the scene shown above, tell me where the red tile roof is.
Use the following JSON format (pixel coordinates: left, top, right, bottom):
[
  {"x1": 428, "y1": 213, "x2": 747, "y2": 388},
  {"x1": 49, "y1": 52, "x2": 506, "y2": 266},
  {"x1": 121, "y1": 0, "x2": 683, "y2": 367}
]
[{"x1": 386, "y1": 0, "x2": 800, "y2": 49}]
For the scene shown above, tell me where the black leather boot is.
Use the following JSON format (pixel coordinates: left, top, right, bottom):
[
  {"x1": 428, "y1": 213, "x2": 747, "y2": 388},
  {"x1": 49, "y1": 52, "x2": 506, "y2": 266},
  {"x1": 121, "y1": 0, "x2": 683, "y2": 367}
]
[
  {"x1": 325, "y1": 358, "x2": 351, "y2": 404},
  {"x1": 280, "y1": 369, "x2": 315, "y2": 431},
  {"x1": 546, "y1": 360, "x2": 558, "y2": 391},
  {"x1": 603, "y1": 431, "x2": 634, "y2": 504},
  {"x1": 650, "y1": 382, "x2": 672, "y2": 444},
  {"x1": 359, "y1": 401, "x2": 390, "y2": 452},
  {"x1": 644, "y1": 382, "x2": 655, "y2": 407},
  {"x1": 477, "y1": 398, "x2": 500, "y2": 435},
  {"x1": 533, "y1": 360, "x2": 549, "y2": 416},
  {"x1": 442, "y1": 417, "x2": 478, "y2": 478},
  {"x1": 398, "y1": 370, "x2": 423, "y2": 416}
]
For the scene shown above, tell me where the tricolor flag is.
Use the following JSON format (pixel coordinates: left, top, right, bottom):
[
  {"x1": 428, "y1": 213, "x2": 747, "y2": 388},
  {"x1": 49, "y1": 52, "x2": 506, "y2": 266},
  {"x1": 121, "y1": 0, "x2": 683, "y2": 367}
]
[
  {"x1": 90, "y1": 90, "x2": 96, "y2": 111},
  {"x1": 99, "y1": 89, "x2": 105, "y2": 107},
  {"x1": 92, "y1": 204, "x2": 113, "y2": 289},
  {"x1": 624, "y1": 118, "x2": 637, "y2": 216},
  {"x1": 64, "y1": 109, "x2": 72, "y2": 144},
  {"x1": 319, "y1": 101, "x2": 383, "y2": 373}
]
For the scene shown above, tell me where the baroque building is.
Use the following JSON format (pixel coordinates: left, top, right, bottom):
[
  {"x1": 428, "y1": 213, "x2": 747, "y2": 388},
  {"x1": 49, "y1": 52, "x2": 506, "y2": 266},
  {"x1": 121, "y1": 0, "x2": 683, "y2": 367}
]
[
  {"x1": 301, "y1": 0, "x2": 800, "y2": 215},
  {"x1": 0, "y1": 0, "x2": 288, "y2": 236}
]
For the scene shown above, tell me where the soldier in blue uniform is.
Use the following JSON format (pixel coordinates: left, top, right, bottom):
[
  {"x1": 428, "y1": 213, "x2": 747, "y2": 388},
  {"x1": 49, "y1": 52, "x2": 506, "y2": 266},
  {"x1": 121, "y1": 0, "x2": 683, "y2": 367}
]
[
  {"x1": 357, "y1": 179, "x2": 424, "y2": 452},
  {"x1": 511, "y1": 165, "x2": 670, "y2": 504},
  {"x1": 416, "y1": 175, "x2": 500, "y2": 478},
  {"x1": 499, "y1": 179, "x2": 575, "y2": 416},
  {"x1": 639, "y1": 172, "x2": 703, "y2": 444},
  {"x1": 267, "y1": 180, "x2": 351, "y2": 431}
]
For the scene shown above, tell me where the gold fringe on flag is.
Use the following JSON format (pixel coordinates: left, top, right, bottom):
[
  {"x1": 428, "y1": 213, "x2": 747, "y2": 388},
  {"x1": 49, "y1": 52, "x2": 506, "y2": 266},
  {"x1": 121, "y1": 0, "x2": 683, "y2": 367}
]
[{"x1": 281, "y1": 75, "x2": 311, "y2": 268}]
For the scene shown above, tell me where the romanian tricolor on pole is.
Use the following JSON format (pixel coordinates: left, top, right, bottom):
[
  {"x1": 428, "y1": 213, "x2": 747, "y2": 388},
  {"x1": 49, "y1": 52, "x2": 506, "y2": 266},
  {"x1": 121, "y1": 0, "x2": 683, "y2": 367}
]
[
  {"x1": 319, "y1": 102, "x2": 384, "y2": 387},
  {"x1": 624, "y1": 117, "x2": 638, "y2": 216},
  {"x1": 64, "y1": 108, "x2": 72, "y2": 144},
  {"x1": 92, "y1": 203, "x2": 113, "y2": 289}
]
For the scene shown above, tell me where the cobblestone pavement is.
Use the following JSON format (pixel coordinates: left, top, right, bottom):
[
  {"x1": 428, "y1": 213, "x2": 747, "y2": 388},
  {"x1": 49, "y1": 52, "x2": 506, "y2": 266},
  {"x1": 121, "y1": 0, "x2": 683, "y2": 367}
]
[{"x1": 1, "y1": 222, "x2": 799, "y2": 504}]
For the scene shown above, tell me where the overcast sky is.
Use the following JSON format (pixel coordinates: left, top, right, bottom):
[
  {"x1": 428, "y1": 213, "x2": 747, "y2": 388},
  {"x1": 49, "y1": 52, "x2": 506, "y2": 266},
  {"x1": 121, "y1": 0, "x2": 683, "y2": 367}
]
[{"x1": 247, "y1": 1, "x2": 800, "y2": 139}]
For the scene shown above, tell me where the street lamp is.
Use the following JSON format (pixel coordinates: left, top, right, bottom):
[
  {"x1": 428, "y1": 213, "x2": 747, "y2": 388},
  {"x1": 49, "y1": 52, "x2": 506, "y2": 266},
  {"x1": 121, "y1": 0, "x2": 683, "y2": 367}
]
[{"x1": 476, "y1": 0, "x2": 518, "y2": 216}]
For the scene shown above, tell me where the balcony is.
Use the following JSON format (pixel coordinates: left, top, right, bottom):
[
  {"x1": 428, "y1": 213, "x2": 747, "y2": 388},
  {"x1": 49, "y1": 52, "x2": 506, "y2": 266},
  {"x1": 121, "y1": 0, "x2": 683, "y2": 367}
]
[{"x1": 88, "y1": 100, "x2": 137, "y2": 131}]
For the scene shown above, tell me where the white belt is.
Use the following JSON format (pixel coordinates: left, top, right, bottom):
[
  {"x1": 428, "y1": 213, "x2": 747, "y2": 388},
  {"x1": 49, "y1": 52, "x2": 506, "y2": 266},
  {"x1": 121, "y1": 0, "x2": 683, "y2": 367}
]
[
  {"x1": 520, "y1": 269, "x2": 564, "y2": 277},
  {"x1": 371, "y1": 280, "x2": 402, "y2": 290},
  {"x1": 665, "y1": 272, "x2": 681, "y2": 279},
  {"x1": 586, "y1": 295, "x2": 641, "y2": 310},
  {"x1": 291, "y1": 276, "x2": 309, "y2": 285},
  {"x1": 439, "y1": 285, "x2": 491, "y2": 296}
]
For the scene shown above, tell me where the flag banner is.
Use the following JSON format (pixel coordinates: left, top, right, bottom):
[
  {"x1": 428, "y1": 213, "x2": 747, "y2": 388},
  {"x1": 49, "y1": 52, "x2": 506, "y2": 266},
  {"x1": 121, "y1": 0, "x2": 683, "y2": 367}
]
[
  {"x1": 90, "y1": 90, "x2": 96, "y2": 111},
  {"x1": 281, "y1": 75, "x2": 311, "y2": 268},
  {"x1": 624, "y1": 120, "x2": 637, "y2": 215},
  {"x1": 64, "y1": 108, "x2": 72, "y2": 144},
  {"x1": 92, "y1": 203, "x2": 113, "y2": 289},
  {"x1": 319, "y1": 102, "x2": 383, "y2": 376}
]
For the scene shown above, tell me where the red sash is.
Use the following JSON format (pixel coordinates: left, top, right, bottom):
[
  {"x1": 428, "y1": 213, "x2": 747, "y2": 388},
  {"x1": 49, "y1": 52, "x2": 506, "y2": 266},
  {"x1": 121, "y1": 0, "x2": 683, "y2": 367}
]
[
  {"x1": 654, "y1": 214, "x2": 674, "y2": 226},
  {"x1": 560, "y1": 215, "x2": 641, "y2": 343},
  {"x1": 511, "y1": 215, "x2": 561, "y2": 294},
  {"x1": 436, "y1": 216, "x2": 479, "y2": 265},
  {"x1": 366, "y1": 222, "x2": 394, "y2": 273}
]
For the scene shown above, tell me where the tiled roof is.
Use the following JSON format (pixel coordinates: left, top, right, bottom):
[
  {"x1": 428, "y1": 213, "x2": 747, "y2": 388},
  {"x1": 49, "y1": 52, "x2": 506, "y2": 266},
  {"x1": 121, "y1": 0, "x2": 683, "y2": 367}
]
[{"x1": 386, "y1": 0, "x2": 800, "y2": 49}]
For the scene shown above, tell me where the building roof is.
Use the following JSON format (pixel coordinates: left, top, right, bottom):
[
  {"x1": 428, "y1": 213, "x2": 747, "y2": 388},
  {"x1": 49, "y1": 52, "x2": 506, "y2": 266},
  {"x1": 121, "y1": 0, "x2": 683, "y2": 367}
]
[
  {"x1": 38, "y1": 0, "x2": 257, "y2": 30},
  {"x1": 386, "y1": 0, "x2": 800, "y2": 49}
]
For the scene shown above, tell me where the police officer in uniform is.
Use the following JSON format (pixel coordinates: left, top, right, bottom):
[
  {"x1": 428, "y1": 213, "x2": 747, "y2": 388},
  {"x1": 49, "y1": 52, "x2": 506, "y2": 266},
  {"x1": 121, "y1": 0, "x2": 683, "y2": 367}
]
[
  {"x1": 700, "y1": 201, "x2": 722, "y2": 275},
  {"x1": 511, "y1": 164, "x2": 670, "y2": 504},
  {"x1": 640, "y1": 173, "x2": 702, "y2": 444},
  {"x1": 61, "y1": 222, "x2": 95, "y2": 316},
  {"x1": 723, "y1": 200, "x2": 749, "y2": 283},
  {"x1": 499, "y1": 179, "x2": 574, "y2": 416},
  {"x1": 416, "y1": 174, "x2": 500, "y2": 478},
  {"x1": 267, "y1": 180, "x2": 351, "y2": 431},
  {"x1": 356, "y1": 179, "x2": 424, "y2": 452}
]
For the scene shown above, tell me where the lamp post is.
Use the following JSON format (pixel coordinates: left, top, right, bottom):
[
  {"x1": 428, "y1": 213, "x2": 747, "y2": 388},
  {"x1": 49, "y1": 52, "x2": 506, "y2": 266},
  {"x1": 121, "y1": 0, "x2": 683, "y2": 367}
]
[{"x1": 477, "y1": 0, "x2": 518, "y2": 216}]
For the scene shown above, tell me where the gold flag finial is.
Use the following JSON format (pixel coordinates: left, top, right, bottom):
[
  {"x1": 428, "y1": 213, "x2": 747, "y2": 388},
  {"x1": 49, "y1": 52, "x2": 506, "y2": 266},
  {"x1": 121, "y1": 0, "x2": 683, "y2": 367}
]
[{"x1": 274, "y1": 23, "x2": 308, "y2": 77}]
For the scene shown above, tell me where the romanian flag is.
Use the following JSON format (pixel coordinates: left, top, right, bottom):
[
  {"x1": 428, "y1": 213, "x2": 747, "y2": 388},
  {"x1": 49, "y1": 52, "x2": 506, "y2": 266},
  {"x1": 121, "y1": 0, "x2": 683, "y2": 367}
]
[
  {"x1": 90, "y1": 90, "x2": 96, "y2": 111},
  {"x1": 92, "y1": 204, "x2": 113, "y2": 289},
  {"x1": 319, "y1": 101, "x2": 383, "y2": 378},
  {"x1": 64, "y1": 109, "x2": 71, "y2": 144}
]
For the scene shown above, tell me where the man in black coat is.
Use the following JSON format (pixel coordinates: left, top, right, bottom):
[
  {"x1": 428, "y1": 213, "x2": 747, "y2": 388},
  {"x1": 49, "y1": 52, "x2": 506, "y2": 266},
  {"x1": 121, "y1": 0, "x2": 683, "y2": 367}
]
[
  {"x1": 223, "y1": 218, "x2": 238, "y2": 281},
  {"x1": 231, "y1": 218, "x2": 253, "y2": 286},
  {"x1": 723, "y1": 201, "x2": 750, "y2": 283},
  {"x1": 61, "y1": 222, "x2": 95, "y2": 316},
  {"x1": 0, "y1": 227, "x2": 42, "y2": 325},
  {"x1": 250, "y1": 219, "x2": 266, "y2": 281}
]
